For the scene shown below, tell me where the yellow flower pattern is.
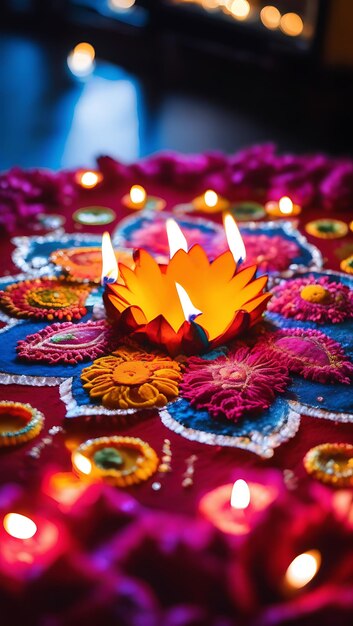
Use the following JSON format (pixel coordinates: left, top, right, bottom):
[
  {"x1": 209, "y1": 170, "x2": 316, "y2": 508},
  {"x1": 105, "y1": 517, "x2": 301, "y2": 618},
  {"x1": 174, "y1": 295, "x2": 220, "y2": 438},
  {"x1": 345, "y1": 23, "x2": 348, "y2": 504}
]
[{"x1": 81, "y1": 346, "x2": 182, "y2": 410}]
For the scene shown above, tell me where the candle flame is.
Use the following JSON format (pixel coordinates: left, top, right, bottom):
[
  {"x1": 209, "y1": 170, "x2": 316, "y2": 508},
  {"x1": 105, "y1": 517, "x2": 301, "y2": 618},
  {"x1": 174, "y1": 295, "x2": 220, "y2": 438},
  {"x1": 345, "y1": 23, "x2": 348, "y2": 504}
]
[
  {"x1": 166, "y1": 218, "x2": 188, "y2": 259},
  {"x1": 223, "y1": 213, "x2": 246, "y2": 263},
  {"x1": 230, "y1": 479, "x2": 251, "y2": 510},
  {"x1": 73, "y1": 452, "x2": 92, "y2": 476},
  {"x1": 285, "y1": 550, "x2": 321, "y2": 589},
  {"x1": 79, "y1": 170, "x2": 101, "y2": 189},
  {"x1": 130, "y1": 185, "x2": 146, "y2": 205},
  {"x1": 3, "y1": 513, "x2": 37, "y2": 539},
  {"x1": 101, "y1": 231, "x2": 119, "y2": 285},
  {"x1": 279, "y1": 196, "x2": 294, "y2": 215},
  {"x1": 175, "y1": 282, "x2": 202, "y2": 321},
  {"x1": 204, "y1": 190, "x2": 219, "y2": 208}
]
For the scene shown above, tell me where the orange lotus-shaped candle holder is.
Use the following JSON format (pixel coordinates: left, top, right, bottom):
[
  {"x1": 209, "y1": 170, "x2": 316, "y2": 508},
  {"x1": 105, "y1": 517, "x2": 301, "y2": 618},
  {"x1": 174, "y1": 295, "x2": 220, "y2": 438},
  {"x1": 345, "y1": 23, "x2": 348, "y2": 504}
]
[{"x1": 102, "y1": 219, "x2": 271, "y2": 356}]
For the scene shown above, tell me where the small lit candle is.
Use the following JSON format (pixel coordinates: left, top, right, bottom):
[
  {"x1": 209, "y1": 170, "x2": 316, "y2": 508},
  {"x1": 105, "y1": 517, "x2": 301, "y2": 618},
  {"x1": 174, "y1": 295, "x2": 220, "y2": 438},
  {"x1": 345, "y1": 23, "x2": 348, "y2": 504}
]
[
  {"x1": 0, "y1": 512, "x2": 64, "y2": 583},
  {"x1": 199, "y1": 475, "x2": 279, "y2": 537},
  {"x1": 75, "y1": 169, "x2": 103, "y2": 189},
  {"x1": 192, "y1": 189, "x2": 230, "y2": 214},
  {"x1": 284, "y1": 550, "x2": 321, "y2": 590},
  {"x1": 121, "y1": 185, "x2": 166, "y2": 211},
  {"x1": 72, "y1": 451, "x2": 93, "y2": 477},
  {"x1": 265, "y1": 196, "x2": 301, "y2": 218}
]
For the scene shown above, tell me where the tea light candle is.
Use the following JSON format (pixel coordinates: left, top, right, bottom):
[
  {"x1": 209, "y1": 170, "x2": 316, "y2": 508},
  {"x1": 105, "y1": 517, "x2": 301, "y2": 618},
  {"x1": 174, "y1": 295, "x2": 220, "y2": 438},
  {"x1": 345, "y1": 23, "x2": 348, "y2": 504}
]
[
  {"x1": 265, "y1": 196, "x2": 301, "y2": 218},
  {"x1": 0, "y1": 512, "x2": 64, "y2": 583},
  {"x1": 122, "y1": 185, "x2": 166, "y2": 211},
  {"x1": 192, "y1": 190, "x2": 230, "y2": 214},
  {"x1": 199, "y1": 477, "x2": 278, "y2": 536},
  {"x1": 75, "y1": 169, "x2": 103, "y2": 189}
]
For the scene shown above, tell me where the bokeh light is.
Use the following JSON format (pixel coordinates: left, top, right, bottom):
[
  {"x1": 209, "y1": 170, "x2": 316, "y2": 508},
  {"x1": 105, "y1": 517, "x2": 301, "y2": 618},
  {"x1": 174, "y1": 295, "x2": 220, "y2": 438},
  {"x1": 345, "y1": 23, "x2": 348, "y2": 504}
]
[
  {"x1": 67, "y1": 42, "x2": 96, "y2": 78},
  {"x1": 285, "y1": 550, "x2": 321, "y2": 589},
  {"x1": 3, "y1": 513, "x2": 37, "y2": 539},
  {"x1": 229, "y1": 0, "x2": 250, "y2": 20},
  {"x1": 260, "y1": 5, "x2": 281, "y2": 30},
  {"x1": 280, "y1": 12, "x2": 304, "y2": 37}
]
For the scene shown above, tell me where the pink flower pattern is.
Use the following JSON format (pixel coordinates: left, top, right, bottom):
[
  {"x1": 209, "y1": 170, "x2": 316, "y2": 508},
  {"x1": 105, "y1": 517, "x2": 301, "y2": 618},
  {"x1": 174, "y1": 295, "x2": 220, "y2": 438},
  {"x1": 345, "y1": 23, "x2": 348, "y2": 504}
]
[
  {"x1": 259, "y1": 328, "x2": 353, "y2": 384},
  {"x1": 181, "y1": 346, "x2": 290, "y2": 422},
  {"x1": 268, "y1": 275, "x2": 353, "y2": 323}
]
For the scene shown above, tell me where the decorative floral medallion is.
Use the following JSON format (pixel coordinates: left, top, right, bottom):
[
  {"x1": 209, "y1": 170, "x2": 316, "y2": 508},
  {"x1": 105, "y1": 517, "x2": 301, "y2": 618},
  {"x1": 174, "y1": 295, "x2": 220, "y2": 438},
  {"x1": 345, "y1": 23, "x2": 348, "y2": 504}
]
[
  {"x1": 304, "y1": 443, "x2": 353, "y2": 487},
  {"x1": 241, "y1": 233, "x2": 299, "y2": 273},
  {"x1": 50, "y1": 247, "x2": 134, "y2": 283},
  {"x1": 17, "y1": 320, "x2": 117, "y2": 365},
  {"x1": 259, "y1": 328, "x2": 353, "y2": 384},
  {"x1": 114, "y1": 212, "x2": 322, "y2": 273},
  {"x1": 72, "y1": 436, "x2": 159, "y2": 486},
  {"x1": 268, "y1": 274, "x2": 353, "y2": 323},
  {"x1": 340, "y1": 255, "x2": 353, "y2": 275},
  {"x1": 180, "y1": 346, "x2": 290, "y2": 422},
  {"x1": 81, "y1": 346, "x2": 182, "y2": 410},
  {"x1": 72, "y1": 206, "x2": 116, "y2": 225},
  {"x1": 305, "y1": 219, "x2": 348, "y2": 239},
  {"x1": 0, "y1": 401, "x2": 44, "y2": 447},
  {"x1": 0, "y1": 278, "x2": 91, "y2": 321}
]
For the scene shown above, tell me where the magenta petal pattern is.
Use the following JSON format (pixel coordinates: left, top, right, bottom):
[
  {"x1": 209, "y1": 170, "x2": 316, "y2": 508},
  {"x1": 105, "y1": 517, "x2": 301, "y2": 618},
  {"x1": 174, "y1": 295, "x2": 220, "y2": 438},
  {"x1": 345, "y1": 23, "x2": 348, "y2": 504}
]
[
  {"x1": 259, "y1": 328, "x2": 353, "y2": 384},
  {"x1": 180, "y1": 347, "x2": 291, "y2": 422},
  {"x1": 242, "y1": 234, "x2": 299, "y2": 273},
  {"x1": 17, "y1": 320, "x2": 117, "y2": 364},
  {"x1": 268, "y1": 275, "x2": 353, "y2": 323}
]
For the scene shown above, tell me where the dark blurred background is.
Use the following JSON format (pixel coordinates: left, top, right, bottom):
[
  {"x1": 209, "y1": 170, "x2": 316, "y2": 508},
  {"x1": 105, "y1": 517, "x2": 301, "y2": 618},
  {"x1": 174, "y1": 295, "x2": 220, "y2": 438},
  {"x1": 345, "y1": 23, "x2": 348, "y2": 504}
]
[{"x1": 1, "y1": 0, "x2": 353, "y2": 171}]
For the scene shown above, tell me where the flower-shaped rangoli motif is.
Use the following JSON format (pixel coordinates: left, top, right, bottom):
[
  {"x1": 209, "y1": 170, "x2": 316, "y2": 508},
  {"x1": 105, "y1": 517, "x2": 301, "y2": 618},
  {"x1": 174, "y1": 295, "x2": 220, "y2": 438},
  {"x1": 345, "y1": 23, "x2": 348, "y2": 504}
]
[
  {"x1": 180, "y1": 346, "x2": 290, "y2": 422},
  {"x1": 81, "y1": 346, "x2": 182, "y2": 410}
]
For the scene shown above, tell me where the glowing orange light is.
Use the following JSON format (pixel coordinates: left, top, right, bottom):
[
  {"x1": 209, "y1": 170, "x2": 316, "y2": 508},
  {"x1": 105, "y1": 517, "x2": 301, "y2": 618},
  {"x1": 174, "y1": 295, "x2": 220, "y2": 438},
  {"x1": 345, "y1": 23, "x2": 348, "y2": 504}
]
[
  {"x1": 201, "y1": 0, "x2": 220, "y2": 9},
  {"x1": 45, "y1": 472, "x2": 88, "y2": 508},
  {"x1": 3, "y1": 513, "x2": 37, "y2": 539},
  {"x1": 175, "y1": 282, "x2": 202, "y2": 321},
  {"x1": 77, "y1": 170, "x2": 102, "y2": 189},
  {"x1": 285, "y1": 551, "x2": 321, "y2": 589},
  {"x1": 204, "y1": 190, "x2": 219, "y2": 208},
  {"x1": 129, "y1": 185, "x2": 147, "y2": 207},
  {"x1": 166, "y1": 218, "x2": 188, "y2": 258},
  {"x1": 230, "y1": 479, "x2": 251, "y2": 509},
  {"x1": 260, "y1": 5, "x2": 281, "y2": 30},
  {"x1": 101, "y1": 232, "x2": 119, "y2": 285},
  {"x1": 223, "y1": 212, "x2": 247, "y2": 262},
  {"x1": 279, "y1": 196, "x2": 294, "y2": 215},
  {"x1": 229, "y1": 0, "x2": 250, "y2": 20},
  {"x1": 280, "y1": 12, "x2": 304, "y2": 37},
  {"x1": 72, "y1": 451, "x2": 92, "y2": 476},
  {"x1": 67, "y1": 42, "x2": 95, "y2": 77}
]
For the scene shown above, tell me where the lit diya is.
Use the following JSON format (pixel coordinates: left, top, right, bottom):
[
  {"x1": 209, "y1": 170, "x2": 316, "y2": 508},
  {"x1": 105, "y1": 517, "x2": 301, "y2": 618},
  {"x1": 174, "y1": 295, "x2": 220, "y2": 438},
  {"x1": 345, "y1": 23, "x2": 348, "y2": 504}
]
[
  {"x1": 265, "y1": 196, "x2": 301, "y2": 218},
  {"x1": 102, "y1": 214, "x2": 271, "y2": 356},
  {"x1": 122, "y1": 185, "x2": 166, "y2": 212},
  {"x1": 50, "y1": 246, "x2": 134, "y2": 283},
  {"x1": 72, "y1": 436, "x2": 159, "y2": 487}
]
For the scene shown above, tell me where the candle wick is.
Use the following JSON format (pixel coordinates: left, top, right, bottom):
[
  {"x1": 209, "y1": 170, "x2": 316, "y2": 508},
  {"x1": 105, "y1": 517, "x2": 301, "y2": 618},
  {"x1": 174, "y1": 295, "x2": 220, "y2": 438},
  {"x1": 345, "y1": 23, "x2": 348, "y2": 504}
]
[{"x1": 103, "y1": 276, "x2": 116, "y2": 285}]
